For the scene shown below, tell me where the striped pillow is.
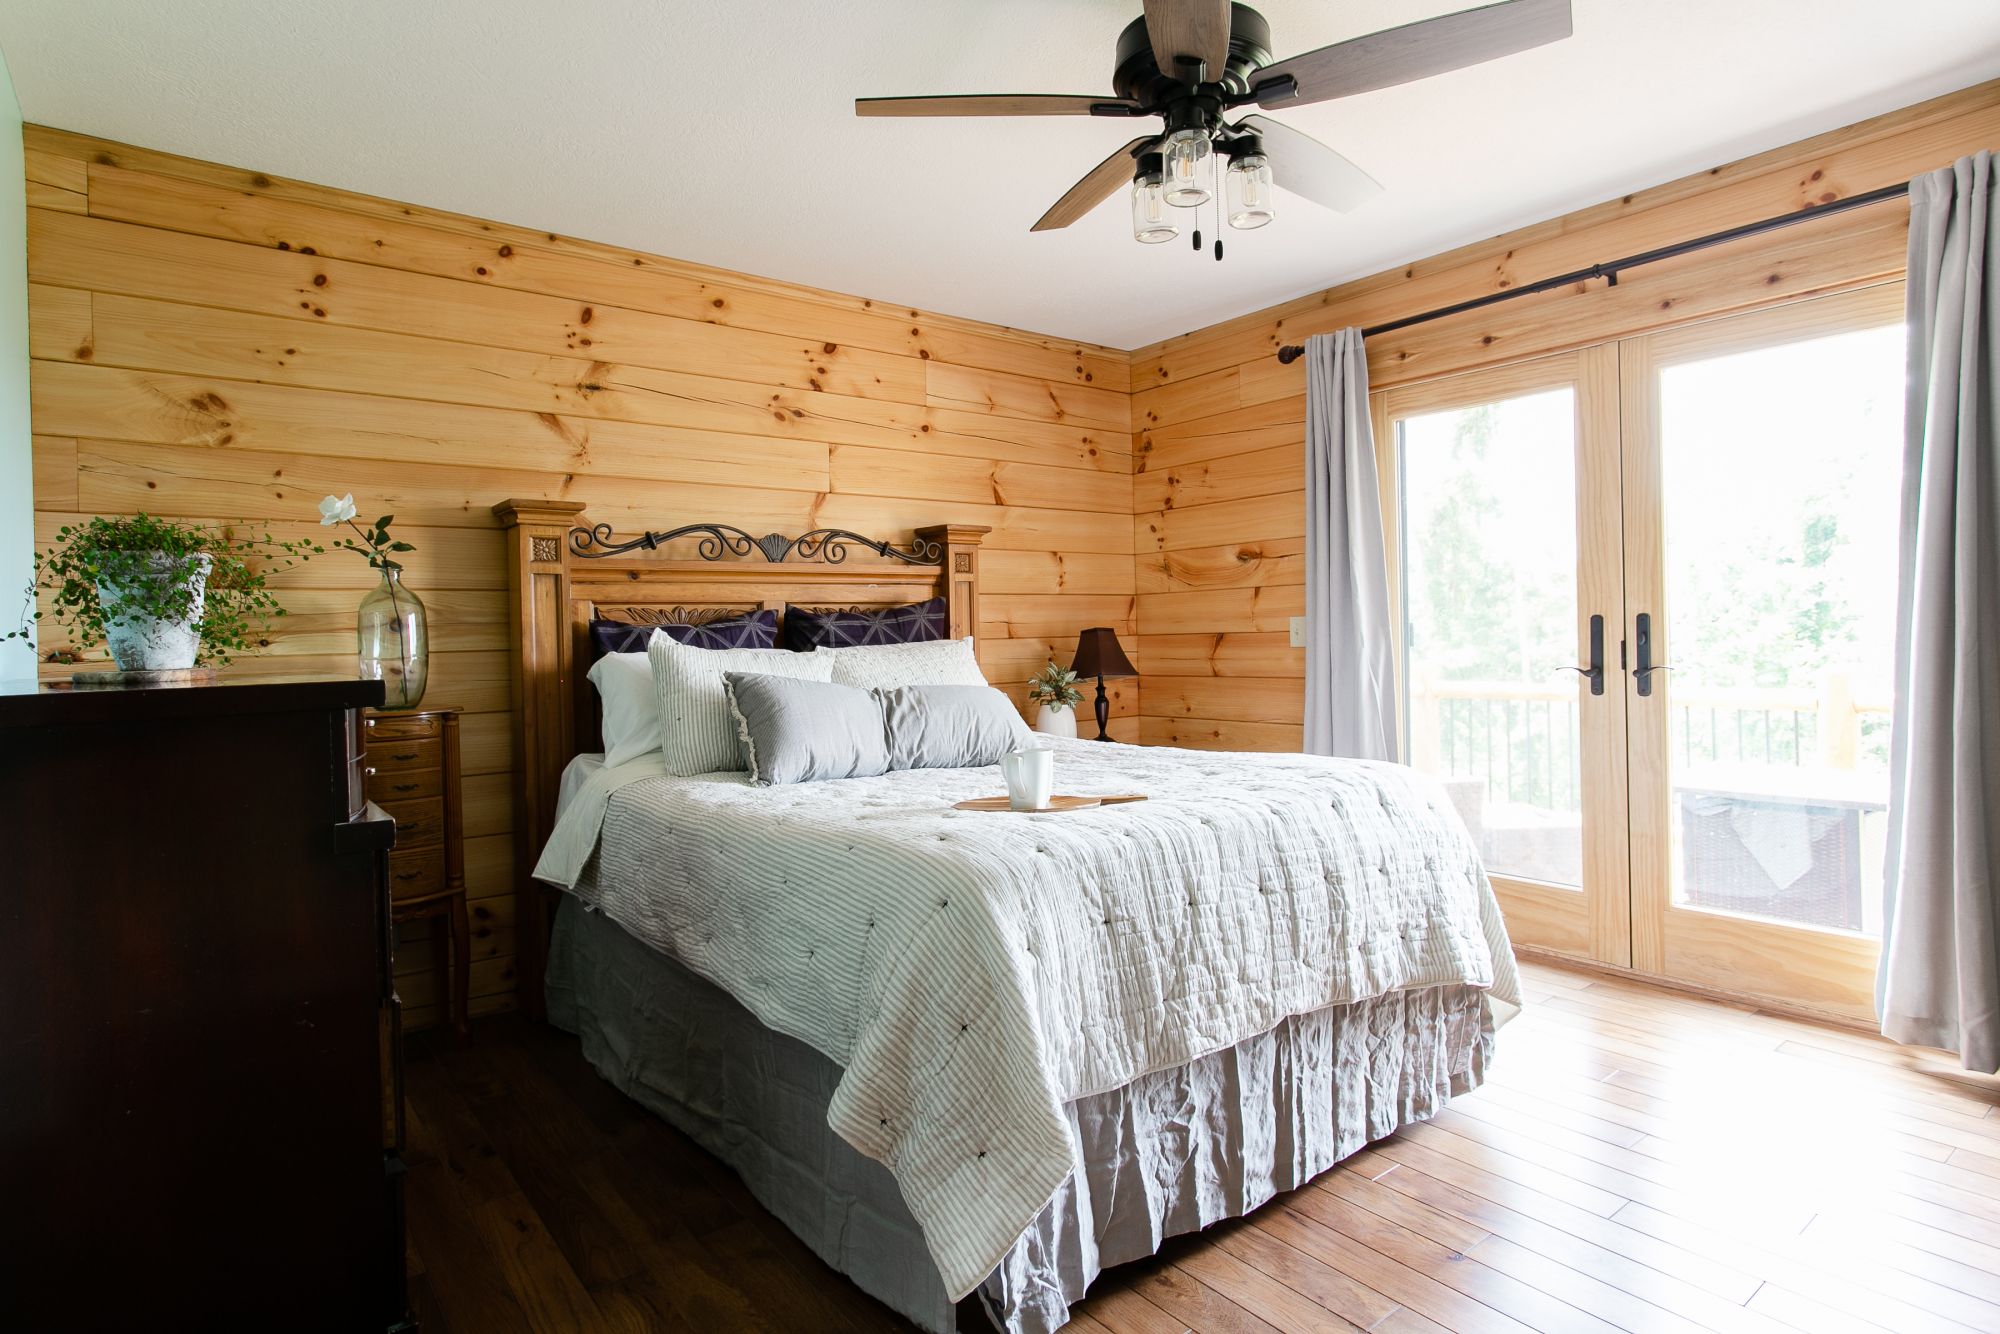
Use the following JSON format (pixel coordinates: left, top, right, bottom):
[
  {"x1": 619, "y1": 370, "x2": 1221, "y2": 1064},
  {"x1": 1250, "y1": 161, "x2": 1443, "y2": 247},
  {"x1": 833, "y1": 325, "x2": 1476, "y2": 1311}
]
[{"x1": 646, "y1": 630, "x2": 835, "y2": 776}]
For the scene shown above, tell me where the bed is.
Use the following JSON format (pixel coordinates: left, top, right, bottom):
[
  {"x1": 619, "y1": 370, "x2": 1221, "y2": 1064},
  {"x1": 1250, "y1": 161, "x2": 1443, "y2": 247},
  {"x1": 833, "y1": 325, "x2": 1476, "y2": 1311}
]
[{"x1": 494, "y1": 501, "x2": 1519, "y2": 1332}]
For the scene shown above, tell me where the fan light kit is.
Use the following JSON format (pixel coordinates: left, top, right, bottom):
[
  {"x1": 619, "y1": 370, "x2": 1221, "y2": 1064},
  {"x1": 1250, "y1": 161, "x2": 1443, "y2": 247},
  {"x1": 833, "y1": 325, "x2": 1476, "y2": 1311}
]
[{"x1": 857, "y1": 0, "x2": 1573, "y2": 260}]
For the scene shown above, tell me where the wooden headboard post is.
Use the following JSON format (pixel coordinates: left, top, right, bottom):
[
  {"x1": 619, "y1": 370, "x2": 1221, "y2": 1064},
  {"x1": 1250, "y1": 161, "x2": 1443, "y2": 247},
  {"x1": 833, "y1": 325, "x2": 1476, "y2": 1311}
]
[
  {"x1": 493, "y1": 497, "x2": 586, "y2": 1019},
  {"x1": 494, "y1": 506, "x2": 988, "y2": 1023},
  {"x1": 917, "y1": 524, "x2": 988, "y2": 643}
]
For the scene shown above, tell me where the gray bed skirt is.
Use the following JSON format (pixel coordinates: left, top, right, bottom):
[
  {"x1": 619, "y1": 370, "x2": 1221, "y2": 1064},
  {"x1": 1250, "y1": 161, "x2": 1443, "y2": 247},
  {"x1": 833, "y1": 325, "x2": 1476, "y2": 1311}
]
[{"x1": 546, "y1": 896, "x2": 1496, "y2": 1334}]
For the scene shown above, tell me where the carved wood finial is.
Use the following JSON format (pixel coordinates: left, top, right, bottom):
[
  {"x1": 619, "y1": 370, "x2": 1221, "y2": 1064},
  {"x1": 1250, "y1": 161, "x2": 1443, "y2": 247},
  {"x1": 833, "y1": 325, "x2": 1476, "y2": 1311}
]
[{"x1": 492, "y1": 497, "x2": 588, "y2": 529}]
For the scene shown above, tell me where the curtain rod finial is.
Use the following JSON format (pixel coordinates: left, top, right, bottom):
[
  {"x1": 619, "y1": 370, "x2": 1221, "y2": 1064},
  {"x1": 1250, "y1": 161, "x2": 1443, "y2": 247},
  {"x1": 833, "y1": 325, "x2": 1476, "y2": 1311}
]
[{"x1": 1276, "y1": 344, "x2": 1305, "y2": 364}]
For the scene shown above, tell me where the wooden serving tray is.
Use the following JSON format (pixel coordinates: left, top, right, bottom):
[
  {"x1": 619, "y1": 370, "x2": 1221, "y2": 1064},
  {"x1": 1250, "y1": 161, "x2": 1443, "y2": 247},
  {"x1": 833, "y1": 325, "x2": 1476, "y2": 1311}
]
[{"x1": 952, "y1": 794, "x2": 1148, "y2": 813}]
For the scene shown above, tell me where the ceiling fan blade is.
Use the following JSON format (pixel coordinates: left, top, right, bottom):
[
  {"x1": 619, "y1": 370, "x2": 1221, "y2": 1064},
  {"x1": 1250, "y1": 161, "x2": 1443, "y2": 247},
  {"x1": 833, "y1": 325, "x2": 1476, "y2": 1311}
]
[
  {"x1": 1031, "y1": 137, "x2": 1158, "y2": 233},
  {"x1": 856, "y1": 93, "x2": 1139, "y2": 118},
  {"x1": 1239, "y1": 115, "x2": 1383, "y2": 214},
  {"x1": 1143, "y1": 0, "x2": 1232, "y2": 82},
  {"x1": 1251, "y1": 0, "x2": 1572, "y2": 109}
]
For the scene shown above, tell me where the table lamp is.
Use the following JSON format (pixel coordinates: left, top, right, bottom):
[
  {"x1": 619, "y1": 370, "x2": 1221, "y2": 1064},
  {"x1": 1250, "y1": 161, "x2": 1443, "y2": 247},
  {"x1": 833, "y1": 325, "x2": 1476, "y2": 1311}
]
[{"x1": 1070, "y1": 627, "x2": 1135, "y2": 742}]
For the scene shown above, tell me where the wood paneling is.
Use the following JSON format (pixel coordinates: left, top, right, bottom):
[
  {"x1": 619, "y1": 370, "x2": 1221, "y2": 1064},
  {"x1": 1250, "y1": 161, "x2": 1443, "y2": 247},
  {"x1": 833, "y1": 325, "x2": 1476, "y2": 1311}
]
[
  {"x1": 1127, "y1": 79, "x2": 2000, "y2": 754},
  {"x1": 23, "y1": 126, "x2": 1138, "y2": 1022},
  {"x1": 1132, "y1": 83, "x2": 2000, "y2": 388}
]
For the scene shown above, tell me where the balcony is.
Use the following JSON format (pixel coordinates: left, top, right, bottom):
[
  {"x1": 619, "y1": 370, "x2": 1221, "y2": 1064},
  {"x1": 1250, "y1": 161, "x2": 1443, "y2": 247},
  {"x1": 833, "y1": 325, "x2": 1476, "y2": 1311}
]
[{"x1": 1411, "y1": 672, "x2": 1891, "y2": 933}]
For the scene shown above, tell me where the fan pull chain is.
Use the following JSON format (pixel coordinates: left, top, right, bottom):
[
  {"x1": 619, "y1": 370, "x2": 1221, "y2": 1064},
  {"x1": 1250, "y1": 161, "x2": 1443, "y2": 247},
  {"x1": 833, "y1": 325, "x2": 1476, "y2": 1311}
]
[
  {"x1": 1191, "y1": 147, "x2": 1210, "y2": 254},
  {"x1": 1214, "y1": 193, "x2": 1224, "y2": 261}
]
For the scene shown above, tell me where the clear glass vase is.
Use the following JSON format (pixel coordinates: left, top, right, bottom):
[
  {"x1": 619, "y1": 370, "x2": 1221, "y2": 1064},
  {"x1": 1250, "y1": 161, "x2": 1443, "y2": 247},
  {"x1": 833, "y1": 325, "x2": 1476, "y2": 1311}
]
[{"x1": 357, "y1": 567, "x2": 428, "y2": 709}]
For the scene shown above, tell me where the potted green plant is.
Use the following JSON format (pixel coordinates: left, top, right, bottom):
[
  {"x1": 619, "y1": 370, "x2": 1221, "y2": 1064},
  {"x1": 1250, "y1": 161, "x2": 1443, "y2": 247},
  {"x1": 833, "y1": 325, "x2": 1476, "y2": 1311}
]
[
  {"x1": 3, "y1": 513, "x2": 317, "y2": 674},
  {"x1": 1026, "y1": 659, "x2": 1083, "y2": 739}
]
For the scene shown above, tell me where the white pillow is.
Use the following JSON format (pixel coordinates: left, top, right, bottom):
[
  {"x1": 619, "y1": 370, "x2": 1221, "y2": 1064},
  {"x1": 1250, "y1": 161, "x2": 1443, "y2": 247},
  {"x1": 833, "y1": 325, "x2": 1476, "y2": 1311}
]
[
  {"x1": 813, "y1": 636, "x2": 986, "y2": 691},
  {"x1": 587, "y1": 651, "x2": 663, "y2": 769},
  {"x1": 648, "y1": 630, "x2": 835, "y2": 776}
]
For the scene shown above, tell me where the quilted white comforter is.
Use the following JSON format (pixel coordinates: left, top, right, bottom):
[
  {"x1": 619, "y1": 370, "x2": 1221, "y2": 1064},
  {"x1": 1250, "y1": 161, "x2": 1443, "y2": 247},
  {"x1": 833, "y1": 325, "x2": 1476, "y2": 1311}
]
[{"x1": 534, "y1": 737, "x2": 1518, "y2": 1300}]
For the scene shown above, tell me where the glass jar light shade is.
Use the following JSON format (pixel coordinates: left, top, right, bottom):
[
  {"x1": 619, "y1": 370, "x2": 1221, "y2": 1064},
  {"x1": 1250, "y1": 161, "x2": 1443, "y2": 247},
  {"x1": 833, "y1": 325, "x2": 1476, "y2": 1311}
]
[
  {"x1": 1161, "y1": 128, "x2": 1212, "y2": 207},
  {"x1": 1131, "y1": 174, "x2": 1177, "y2": 243},
  {"x1": 1226, "y1": 152, "x2": 1276, "y2": 229}
]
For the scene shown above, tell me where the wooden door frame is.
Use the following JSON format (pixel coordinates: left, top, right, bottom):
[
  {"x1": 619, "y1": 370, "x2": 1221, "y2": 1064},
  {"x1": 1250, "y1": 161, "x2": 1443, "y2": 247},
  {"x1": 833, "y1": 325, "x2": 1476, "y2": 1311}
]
[
  {"x1": 1618, "y1": 282, "x2": 1904, "y2": 1022},
  {"x1": 1376, "y1": 349, "x2": 1632, "y2": 967}
]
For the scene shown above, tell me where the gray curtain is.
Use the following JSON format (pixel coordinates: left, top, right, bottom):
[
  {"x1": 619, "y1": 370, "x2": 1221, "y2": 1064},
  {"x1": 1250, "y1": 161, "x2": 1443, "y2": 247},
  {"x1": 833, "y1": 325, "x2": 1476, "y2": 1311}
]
[
  {"x1": 1303, "y1": 328, "x2": 1396, "y2": 760},
  {"x1": 1878, "y1": 151, "x2": 2000, "y2": 1071}
]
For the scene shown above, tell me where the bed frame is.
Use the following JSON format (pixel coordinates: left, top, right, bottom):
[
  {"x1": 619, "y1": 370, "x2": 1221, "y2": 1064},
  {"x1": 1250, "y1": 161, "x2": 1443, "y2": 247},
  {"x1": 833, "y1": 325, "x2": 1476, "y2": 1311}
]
[{"x1": 493, "y1": 498, "x2": 988, "y2": 1017}]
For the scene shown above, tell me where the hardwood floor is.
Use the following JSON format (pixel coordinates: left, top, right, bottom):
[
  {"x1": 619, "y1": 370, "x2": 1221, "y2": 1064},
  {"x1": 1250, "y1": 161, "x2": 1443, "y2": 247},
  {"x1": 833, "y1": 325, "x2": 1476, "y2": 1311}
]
[{"x1": 403, "y1": 959, "x2": 2000, "y2": 1333}]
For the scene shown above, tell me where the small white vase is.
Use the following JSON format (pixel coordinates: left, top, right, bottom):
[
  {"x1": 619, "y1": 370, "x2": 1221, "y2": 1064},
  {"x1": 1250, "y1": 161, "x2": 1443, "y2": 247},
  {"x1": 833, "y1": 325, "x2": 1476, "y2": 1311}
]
[
  {"x1": 1034, "y1": 702, "x2": 1077, "y2": 739},
  {"x1": 96, "y1": 552, "x2": 211, "y2": 672}
]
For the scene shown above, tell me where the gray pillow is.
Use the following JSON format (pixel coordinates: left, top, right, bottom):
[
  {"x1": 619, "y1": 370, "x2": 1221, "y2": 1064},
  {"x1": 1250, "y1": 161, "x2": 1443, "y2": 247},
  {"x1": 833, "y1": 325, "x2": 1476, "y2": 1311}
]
[
  {"x1": 877, "y1": 685, "x2": 1033, "y2": 771},
  {"x1": 723, "y1": 672, "x2": 890, "y2": 786}
]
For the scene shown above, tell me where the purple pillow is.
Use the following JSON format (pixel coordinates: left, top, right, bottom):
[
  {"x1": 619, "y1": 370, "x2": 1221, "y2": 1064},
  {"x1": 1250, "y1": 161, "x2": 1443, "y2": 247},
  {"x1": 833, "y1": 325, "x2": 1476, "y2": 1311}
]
[
  {"x1": 783, "y1": 596, "x2": 946, "y2": 652},
  {"x1": 588, "y1": 610, "x2": 776, "y2": 661}
]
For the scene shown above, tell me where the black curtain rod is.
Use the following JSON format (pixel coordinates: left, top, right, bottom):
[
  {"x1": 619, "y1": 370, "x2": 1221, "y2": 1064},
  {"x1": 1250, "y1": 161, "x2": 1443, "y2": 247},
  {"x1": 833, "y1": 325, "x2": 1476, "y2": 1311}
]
[{"x1": 1273, "y1": 181, "x2": 1911, "y2": 364}]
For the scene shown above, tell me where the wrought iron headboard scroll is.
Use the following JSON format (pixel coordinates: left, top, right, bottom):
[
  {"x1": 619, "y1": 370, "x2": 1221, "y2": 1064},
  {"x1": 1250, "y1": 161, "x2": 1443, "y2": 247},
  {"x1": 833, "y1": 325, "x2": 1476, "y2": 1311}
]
[{"x1": 567, "y1": 523, "x2": 943, "y2": 566}]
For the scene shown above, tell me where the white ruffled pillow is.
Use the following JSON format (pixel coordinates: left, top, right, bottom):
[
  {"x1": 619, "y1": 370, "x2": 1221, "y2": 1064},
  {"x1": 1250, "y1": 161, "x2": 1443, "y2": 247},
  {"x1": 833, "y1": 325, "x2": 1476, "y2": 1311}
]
[
  {"x1": 648, "y1": 630, "x2": 835, "y2": 776},
  {"x1": 812, "y1": 636, "x2": 986, "y2": 691}
]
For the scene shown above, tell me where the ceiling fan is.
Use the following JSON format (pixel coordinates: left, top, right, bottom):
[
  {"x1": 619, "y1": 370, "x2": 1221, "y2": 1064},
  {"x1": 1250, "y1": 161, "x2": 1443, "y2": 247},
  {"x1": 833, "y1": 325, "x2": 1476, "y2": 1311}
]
[{"x1": 856, "y1": 0, "x2": 1573, "y2": 257}]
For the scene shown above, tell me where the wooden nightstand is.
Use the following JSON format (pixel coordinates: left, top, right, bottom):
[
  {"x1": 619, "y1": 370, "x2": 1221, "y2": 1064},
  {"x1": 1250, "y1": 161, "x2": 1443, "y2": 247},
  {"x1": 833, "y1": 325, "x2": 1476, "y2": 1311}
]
[{"x1": 364, "y1": 708, "x2": 469, "y2": 1040}]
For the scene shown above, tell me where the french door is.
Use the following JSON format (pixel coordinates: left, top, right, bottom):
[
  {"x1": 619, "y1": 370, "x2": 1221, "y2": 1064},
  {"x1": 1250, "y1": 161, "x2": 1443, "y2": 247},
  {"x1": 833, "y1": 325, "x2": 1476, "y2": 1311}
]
[
  {"x1": 1383, "y1": 286, "x2": 1906, "y2": 1021},
  {"x1": 1376, "y1": 347, "x2": 1632, "y2": 968}
]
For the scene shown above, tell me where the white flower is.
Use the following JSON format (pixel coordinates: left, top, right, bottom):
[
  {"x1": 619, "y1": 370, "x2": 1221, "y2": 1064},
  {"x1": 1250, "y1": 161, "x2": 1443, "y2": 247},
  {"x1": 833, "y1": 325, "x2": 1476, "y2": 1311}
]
[{"x1": 318, "y1": 494, "x2": 357, "y2": 526}]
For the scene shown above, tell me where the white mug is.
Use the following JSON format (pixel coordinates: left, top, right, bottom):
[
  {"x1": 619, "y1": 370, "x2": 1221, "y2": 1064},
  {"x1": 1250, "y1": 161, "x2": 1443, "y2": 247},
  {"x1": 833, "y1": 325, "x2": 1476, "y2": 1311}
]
[{"x1": 1001, "y1": 745, "x2": 1055, "y2": 811}]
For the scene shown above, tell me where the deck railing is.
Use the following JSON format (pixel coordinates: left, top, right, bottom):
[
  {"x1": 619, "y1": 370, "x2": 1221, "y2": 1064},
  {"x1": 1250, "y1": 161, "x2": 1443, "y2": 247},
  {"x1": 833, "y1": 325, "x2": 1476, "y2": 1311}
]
[{"x1": 1410, "y1": 672, "x2": 1890, "y2": 813}]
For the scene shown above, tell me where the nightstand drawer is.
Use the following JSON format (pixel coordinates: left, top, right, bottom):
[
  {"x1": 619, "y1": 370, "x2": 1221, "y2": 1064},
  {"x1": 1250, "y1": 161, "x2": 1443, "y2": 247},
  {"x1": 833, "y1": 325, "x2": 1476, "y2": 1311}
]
[
  {"x1": 369, "y1": 736, "x2": 442, "y2": 772},
  {"x1": 366, "y1": 714, "x2": 443, "y2": 742},
  {"x1": 370, "y1": 767, "x2": 442, "y2": 802},
  {"x1": 387, "y1": 847, "x2": 446, "y2": 900},
  {"x1": 377, "y1": 795, "x2": 444, "y2": 849}
]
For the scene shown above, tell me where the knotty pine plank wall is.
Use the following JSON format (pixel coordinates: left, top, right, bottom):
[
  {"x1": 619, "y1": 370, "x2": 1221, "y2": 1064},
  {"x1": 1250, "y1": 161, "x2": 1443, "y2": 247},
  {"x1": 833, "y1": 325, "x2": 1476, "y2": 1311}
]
[
  {"x1": 1127, "y1": 79, "x2": 2000, "y2": 754},
  {"x1": 20, "y1": 126, "x2": 1139, "y2": 1026}
]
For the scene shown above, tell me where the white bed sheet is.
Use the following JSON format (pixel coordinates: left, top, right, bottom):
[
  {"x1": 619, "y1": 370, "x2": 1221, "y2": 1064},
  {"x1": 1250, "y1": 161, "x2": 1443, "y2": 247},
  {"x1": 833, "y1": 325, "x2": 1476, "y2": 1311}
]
[{"x1": 555, "y1": 751, "x2": 606, "y2": 821}]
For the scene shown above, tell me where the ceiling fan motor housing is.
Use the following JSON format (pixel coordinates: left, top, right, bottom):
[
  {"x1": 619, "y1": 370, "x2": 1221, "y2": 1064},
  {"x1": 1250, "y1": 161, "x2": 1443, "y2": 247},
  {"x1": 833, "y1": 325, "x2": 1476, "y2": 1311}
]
[{"x1": 1113, "y1": 3, "x2": 1274, "y2": 104}]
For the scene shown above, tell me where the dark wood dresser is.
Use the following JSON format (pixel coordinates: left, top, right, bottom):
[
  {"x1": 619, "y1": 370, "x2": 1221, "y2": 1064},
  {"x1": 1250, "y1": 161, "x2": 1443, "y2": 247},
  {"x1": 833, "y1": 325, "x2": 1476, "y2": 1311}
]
[{"x1": 0, "y1": 676, "x2": 413, "y2": 1333}]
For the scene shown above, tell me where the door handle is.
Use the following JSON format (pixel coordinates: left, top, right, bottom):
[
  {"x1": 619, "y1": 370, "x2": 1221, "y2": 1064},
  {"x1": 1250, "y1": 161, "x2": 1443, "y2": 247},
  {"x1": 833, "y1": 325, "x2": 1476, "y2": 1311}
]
[
  {"x1": 1634, "y1": 612, "x2": 1672, "y2": 696},
  {"x1": 1558, "y1": 613, "x2": 1605, "y2": 696}
]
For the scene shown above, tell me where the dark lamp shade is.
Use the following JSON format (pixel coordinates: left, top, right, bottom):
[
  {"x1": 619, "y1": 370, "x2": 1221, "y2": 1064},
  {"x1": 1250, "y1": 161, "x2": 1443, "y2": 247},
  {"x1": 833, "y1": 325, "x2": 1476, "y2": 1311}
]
[{"x1": 1071, "y1": 627, "x2": 1136, "y2": 680}]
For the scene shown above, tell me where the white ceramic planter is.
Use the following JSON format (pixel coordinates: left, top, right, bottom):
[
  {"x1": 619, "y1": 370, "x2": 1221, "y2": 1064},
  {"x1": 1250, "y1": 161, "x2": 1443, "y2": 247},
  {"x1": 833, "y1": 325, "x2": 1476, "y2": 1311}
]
[
  {"x1": 96, "y1": 552, "x2": 211, "y2": 672},
  {"x1": 1033, "y1": 702, "x2": 1077, "y2": 739}
]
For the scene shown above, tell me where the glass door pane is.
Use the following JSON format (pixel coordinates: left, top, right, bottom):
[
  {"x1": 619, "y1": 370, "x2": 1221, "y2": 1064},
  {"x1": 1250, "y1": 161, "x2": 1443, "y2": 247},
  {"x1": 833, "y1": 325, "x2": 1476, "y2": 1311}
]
[
  {"x1": 1388, "y1": 346, "x2": 1629, "y2": 967},
  {"x1": 1400, "y1": 387, "x2": 1583, "y2": 888},
  {"x1": 1658, "y1": 324, "x2": 1903, "y2": 935},
  {"x1": 1624, "y1": 286, "x2": 1905, "y2": 1020}
]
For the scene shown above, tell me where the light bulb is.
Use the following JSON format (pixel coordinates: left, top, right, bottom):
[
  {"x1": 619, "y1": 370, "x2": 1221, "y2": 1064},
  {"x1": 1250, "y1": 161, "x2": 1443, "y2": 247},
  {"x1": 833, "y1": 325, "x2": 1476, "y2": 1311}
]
[
  {"x1": 1161, "y1": 128, "x2": 1212, "y2": 208},
  {"x1": 1226, "y1": 151, "x2": 1275, "y2": 230},
  {"x1": 1131, "y1": 170, "x2": 1177, "y2": 244}
]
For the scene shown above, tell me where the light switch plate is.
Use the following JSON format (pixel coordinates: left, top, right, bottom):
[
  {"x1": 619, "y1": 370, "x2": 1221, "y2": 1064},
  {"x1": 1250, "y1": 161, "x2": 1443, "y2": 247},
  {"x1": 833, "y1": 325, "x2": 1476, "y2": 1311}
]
[{"x1": 1288, "y1": 616, "x2": 1306, "y2": 648}]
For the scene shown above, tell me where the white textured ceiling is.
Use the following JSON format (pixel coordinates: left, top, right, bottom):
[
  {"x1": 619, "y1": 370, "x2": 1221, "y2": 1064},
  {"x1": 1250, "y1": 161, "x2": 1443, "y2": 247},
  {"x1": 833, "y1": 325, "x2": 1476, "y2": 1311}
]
[{"x1": 2, "y1": 1, "x2": 1996, "y2": 349}]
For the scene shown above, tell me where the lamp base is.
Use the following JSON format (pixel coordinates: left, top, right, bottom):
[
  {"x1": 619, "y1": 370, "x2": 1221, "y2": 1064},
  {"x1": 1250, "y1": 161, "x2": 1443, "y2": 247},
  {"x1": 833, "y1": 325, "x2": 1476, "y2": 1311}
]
[{"x1": 1093, "y1": 677, "x2": 1111, "y2": 741}]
